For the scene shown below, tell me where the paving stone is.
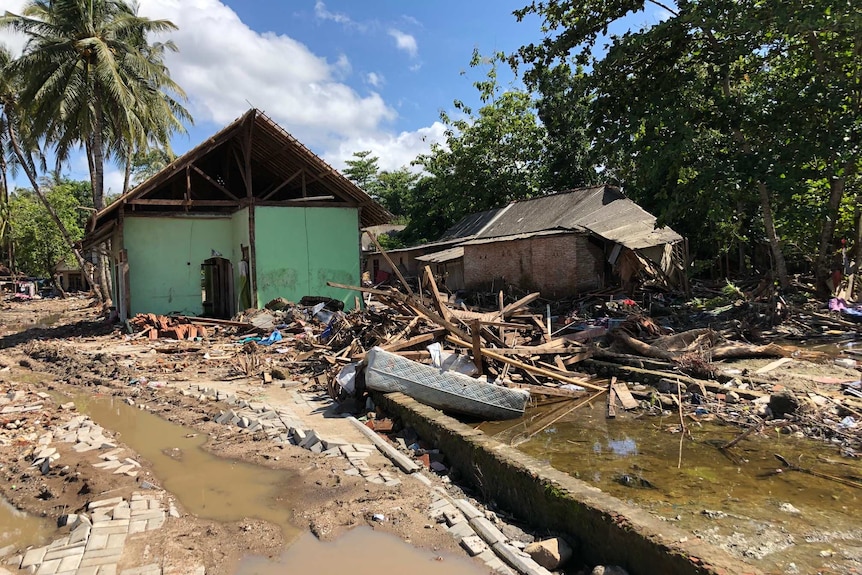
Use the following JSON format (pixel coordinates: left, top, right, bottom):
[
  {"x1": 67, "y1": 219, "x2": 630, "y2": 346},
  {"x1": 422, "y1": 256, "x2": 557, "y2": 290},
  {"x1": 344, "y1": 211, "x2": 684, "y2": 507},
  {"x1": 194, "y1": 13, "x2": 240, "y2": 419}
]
[
  {"x1": 343, "y1": 468, "x2": 360, "y2": 476},
  {"x1": 443, "y1": 509, "x2": 464, "y2": 526},
  {"x1": 446, "y1": 520, "x2": 474, "y2": 541},
  {"x1": 125, "y1": 470, "x2": 139, "y2": 478},
  {"x1": 48, "y1": 537, "x2": 70, "y2": 549},
  {"x1": 75, "y1": 567, "x2": 99, "y2": 575},
  {"x1": 86, "y1": 533, "x2": 109, "y2": 551},
  {"x1": 20, "y1": 546, "x2": 48, "y2": 568},
  {"x1": 106, "y1": 533, "x2": 126, "y2": 550},
  {"x1": 384, "y1": 479, "x2": 401, "y2": 487},
  {"x1": 130, "y1": 500, "x2": 148, "y2": 512},
  {"x1": 113, "y1": 465, "x2": 135, "y2": 475},
  {"x1": 460, "y1": 535, "x2": 488, "y2": 556},
  {"x1": 97, "y1": 564, "x2": 118, "y2": 575},
  {"x1": 80, "y1": 548, "x2": 124, "y2": 561},
  {"x1": 469, "y1": 517, "x2": 507, "y2": 546},
  {"x1": 119, "y1": 564, "x2": 161, "y2": 575},
  {"x1": 56, "y1": 553, "x2": 83, "y2": 572},
  {"x1": 35, "y1": 558, "x2": 62, "y2": 575},
  {"x1": 42, "y1": 544, "x2": 85, "y2": 561},
  {"x1": 146, "y1": 516, "x2": 165, "y2": 530},
  {"x1": 130, "y1": 510, "x2": 165, "y2": 521},
  {"x1": 99, "y1": 448, "x2": 125, "y2": 460},
  {"x1": 453, "y1": 499, "x2": 484, "y2": 520},
  {"x1": 93, "y1": 461, "x2": 123, "y2": 470},
  {"x1": 123, "y1": 458, "x2": 141, "y2": 468},
  {"x1": 89, "y1": 522, "x2": 129, "y2": 536},
  {"x1": 127, "y1": 520, "x2": 147, "y2": 535},
  {"x1": 91, "y1": 511, "x2": 112, "y2": 524},
  {"x1": 69, "y1": 524, "x2": 91, "y2": 544},
  {"x1": 147, "y1": 498, "x2": 162, "y2": 510},
  {"x1": 88, "y1": 498, "x2": 124, "y2": 511}
]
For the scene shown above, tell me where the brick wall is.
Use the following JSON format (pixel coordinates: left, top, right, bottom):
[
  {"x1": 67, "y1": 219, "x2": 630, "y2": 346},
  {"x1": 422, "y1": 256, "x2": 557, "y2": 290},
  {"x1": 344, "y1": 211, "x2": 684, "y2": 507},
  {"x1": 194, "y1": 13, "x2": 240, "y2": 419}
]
[{"x1": 463, "y1": 233, "x2": 604, "y2": 297}]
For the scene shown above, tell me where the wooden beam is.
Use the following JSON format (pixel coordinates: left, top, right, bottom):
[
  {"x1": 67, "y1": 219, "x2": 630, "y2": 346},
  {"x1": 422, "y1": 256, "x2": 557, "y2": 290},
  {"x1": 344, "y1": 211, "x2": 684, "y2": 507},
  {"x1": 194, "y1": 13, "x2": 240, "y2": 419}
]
[
  {"x1": 326, "y1": 281, "x2": 470, "y2": 341},
  {"x1": 500, "y1": 292, "x2": 541, "y2": 318},
  {"x1": 471, "y1": 320, "x2": 483, "y2": 375},
  {"x1": 127, "y1": 199, "x2": 240, "y2": 206},
  {"x1": 365, "y1": 231, "x2": 414, "y2": 297},
  {"x1": 381, "y1": 329, "x2": 445, "y2": 353},
  {"x1": 423, "y1": 265, "x2": 451, "y2": 320},
  {"x1": 607, "y1": 377, "x2": 617, "y2": 419},
  {"x1": 445, "y1": 335, "x2": 606, "y2": 392},
  {"x1": 260, "y1": 169, "x2": 303, "y2": 201},
  {"x1": 191, "y1": 164, "x2": 240, "y2": 201}
]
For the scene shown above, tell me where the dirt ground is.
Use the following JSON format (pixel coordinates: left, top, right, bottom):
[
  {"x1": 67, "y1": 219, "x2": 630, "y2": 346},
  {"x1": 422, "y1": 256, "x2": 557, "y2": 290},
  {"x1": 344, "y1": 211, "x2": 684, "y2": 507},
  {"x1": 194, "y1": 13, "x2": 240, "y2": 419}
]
[{"x1": 0, "y1": 297, "x2": 466, "y2": 575}]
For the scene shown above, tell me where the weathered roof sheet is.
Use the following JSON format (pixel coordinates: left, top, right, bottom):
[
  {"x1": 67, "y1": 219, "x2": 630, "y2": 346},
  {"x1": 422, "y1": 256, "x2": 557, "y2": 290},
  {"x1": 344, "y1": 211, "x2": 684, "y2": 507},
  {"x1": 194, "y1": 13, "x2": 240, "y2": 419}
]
[
  {"x1": 415, "y1": 246, "x2": 464, "y2": 264},
  {"x1": 474, "y1": 186, "x2": 681, "y2": 250},
  {"x1": 439, "y1": 207, "x2": 505, "y2": 241}
]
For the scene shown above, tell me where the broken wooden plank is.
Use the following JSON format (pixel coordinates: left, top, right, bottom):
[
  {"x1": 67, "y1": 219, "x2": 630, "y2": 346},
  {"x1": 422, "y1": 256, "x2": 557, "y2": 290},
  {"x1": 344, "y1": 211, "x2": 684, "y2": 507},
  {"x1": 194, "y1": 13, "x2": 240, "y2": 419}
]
[
  {"x1": 381, "y1": 329, "x2": 445, "y2": 353},
  {"x1": 365, "y1": 231, "x2": 414, "y2": 297},
  {"x1": 512, "y1": 383, "x2": 586, "y2": 398},
  {"x1": 607, "y1": 377, "x2": 618, "y2": 419},
  {"x1": 423, "y1": 265, "x2": 452, "y2": 321},
  {"x1": 612, "y1": 381, "x2": 639, "y2": 410},
  {"x1": 754, "y1": 357, "x2": 794, "y2": 374},
  {"x1": 500, "y1": 292, "x2": 541, "y2": 318},
  {"x1": 446, "y1": 335, "x2": 606, "y2": 392},
  {"x1": 471, "y1": 320, "x2": 484, "y2": 375}
]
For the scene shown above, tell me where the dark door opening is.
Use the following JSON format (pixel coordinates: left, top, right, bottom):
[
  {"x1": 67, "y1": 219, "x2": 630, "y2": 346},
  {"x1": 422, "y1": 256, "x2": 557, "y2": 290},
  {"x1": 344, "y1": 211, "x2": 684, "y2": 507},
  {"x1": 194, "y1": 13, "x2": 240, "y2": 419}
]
[{"x1": 202, "y1": 257, "x2": 235, "y2": 319}]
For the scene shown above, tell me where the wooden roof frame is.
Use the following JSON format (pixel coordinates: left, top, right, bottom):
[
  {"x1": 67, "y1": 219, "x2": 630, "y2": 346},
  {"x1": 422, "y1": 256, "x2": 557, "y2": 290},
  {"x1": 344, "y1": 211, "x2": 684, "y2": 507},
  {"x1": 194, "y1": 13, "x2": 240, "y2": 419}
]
[{"x1": 85, "y1": 109, "x2": 391, "y2": 243}]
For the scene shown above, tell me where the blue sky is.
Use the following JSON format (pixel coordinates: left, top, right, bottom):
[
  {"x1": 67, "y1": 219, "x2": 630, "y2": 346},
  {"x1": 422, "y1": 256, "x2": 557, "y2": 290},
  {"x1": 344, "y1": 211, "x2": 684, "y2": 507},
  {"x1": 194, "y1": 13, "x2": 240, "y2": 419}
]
[{"x1": 0, "y1": 0, "x2": 670, "y2": 195}]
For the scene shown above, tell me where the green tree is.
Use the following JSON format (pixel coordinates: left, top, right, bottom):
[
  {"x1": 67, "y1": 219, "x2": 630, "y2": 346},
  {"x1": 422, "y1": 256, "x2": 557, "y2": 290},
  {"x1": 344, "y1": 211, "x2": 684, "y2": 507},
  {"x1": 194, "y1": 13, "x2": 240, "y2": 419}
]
[
  {"x1": 404, "y1": 51, "x2": 548, "y2": 243},
  {"x1": 515, "y1": 0, "x2": 862, "y2": 289},
  {"x1": 343, "y1": 150, "x2": 380, "y2": 191},
  {"x1": 374, "y1": 167, "x2": 418, "y2": 218},
  {"x1": 9, "y1": 182, "x2": 86, "y2": 277}
]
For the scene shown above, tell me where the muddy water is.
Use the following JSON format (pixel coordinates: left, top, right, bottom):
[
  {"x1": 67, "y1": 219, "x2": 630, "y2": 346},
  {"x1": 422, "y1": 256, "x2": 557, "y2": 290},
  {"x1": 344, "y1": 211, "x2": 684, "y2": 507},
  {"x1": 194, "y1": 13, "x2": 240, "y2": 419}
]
[
  {"x1": 75, "y1": 395, "x2": 301, "y2": 542},
  {"x1": 482, "y1": 406, "x2": 862, "y2": 573},
  {"x1": 0, "y1": 498, "x2": 54, "y2": 553},
  {"x1": 234, "y1": 527, "x2": 487, "y2": 575}
]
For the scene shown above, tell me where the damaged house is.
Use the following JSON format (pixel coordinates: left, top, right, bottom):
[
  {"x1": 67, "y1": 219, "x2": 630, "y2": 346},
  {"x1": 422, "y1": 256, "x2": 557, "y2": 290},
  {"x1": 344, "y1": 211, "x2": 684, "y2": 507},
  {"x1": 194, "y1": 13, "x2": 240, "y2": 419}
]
[
  {"x1": 407, "y1": 186, "x2": 686, "y2": 296},
  {"x1": 83, "y1": 109, "x2": 390, "y2": 319}
]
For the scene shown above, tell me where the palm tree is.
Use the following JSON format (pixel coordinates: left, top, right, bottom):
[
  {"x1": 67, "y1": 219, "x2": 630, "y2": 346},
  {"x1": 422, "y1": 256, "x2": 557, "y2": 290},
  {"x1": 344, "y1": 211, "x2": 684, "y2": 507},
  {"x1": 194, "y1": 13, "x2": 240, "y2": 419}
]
[
  {"x1": 1, "y1": 0, "x2": 191, "y2": 303},
  {"x1": 0, "y1": 43, "x2": 99, "y2": 296}
]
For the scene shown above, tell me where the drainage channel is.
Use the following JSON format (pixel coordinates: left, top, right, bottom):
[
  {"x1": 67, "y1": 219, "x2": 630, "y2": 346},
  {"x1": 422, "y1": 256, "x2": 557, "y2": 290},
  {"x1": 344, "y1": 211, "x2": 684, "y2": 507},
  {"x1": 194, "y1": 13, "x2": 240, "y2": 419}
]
[{"x1": 75, "y1": 395, "x2": 487, "y2": 575}]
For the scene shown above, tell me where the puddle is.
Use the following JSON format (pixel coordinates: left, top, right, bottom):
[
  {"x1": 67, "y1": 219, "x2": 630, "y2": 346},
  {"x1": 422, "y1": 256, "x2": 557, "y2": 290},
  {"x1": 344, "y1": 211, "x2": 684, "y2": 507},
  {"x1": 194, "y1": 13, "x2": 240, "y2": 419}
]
[
  {"x1": 234, "y1": 526, "x2": 487, "y2": 575},
  {"x1": 483, "y1": 406, "x2": 862, "y2": 573},
  {"x1": 0, "y1": 498, "x2": 54, "y2": 554},
  {"x1": 74, "y1": 395, "x2": 301, "y2": 542}
]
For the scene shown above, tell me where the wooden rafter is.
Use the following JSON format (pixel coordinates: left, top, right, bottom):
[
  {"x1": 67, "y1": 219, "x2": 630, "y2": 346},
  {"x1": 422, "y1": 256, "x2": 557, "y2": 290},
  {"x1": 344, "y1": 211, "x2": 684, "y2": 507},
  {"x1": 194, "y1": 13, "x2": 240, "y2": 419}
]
[
  {"x1": 190, "y1": 164, "x2": 240, "y2": 201},
  {"x1": 260, "y1": 168, "x2": 303, "y2": 201}
]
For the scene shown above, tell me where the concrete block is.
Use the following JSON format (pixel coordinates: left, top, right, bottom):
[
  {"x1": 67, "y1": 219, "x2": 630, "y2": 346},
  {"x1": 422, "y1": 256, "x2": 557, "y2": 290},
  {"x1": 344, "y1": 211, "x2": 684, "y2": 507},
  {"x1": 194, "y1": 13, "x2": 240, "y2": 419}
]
[
  {"x1": 146, "y1": 516, "x2": 165, "y2": 530},
  {"x1": 85, "y1": 533, "x2": 108, "y2": 551},
  {"x1": 469, "y1": 517, "x2": 507, "y2": 546},
  {"x1": 127, "y1": 520, "x2": 147, "y2": 535},
  {"x1": 98, "y1": 564, "x2": 118, "y2": 575},
  {"x1": 112, "y1": 465, "x2": 135, "y2": 475},
  {"x1": 35, "y1": 558, "x2": 61, "y2": 575},
  {"x1": 106, "y1": 534, "x2": 126, "y2": 550},
  {"x1": 309, "y1": 442, "x2": 324, "y2": 454},
  {"x1": 446, "y1": 520, "x2": 474, "y2": 541},
  {"x1": 20, "y1": 547, "x2": 47, "y2": 569},
  {"x1": 56, "y1": 553, "x2": 83, "y2": 572},
  {"x1": 299, "y1": 430, "x2": 320, "y2": 449},
  {"x1": 88, "y1": 498, "x2": 124, "y2": 511},
  {"x1": 443, "y1": 509, "x2": 464, "y2": 526},
  {"x1": 460, "y1": 535, "x2": 488, "y2": 556},
  {"x1": 92, "y1": 461, "x2": 122, "y2": 470},
  {"x1": 491, "y1": 542, "x2": 552, "y2": 575},
  {"x1": 69, "y1": 524, "x2": 91, "y2": 544},
  {"x1": 453, "y1": 499, "x2": 483, "y2": 520},
  {"x1": 42, "y1": 544, "x2": 85, "y2": 561}
]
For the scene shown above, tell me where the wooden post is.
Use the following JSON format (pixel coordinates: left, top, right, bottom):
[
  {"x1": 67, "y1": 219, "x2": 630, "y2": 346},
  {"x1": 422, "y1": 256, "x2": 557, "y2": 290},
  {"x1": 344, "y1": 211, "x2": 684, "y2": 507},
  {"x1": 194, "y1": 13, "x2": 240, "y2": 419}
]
[
  {"x1": 606, "y1": 376, "x2": 618, "y2": 419},
  {"x1": 364, "y1": 230, "x2": 414, "y2": 297},
  {"x1": 471, "y1": 320, "x2": 483, "y2": 375}
]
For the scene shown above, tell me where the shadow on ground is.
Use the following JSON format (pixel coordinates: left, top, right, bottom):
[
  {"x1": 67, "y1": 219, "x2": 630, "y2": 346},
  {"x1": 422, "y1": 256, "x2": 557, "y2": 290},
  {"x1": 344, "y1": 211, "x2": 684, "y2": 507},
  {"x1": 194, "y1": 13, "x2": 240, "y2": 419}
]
[{"x1": 0, "y1": 320, "x2": 115, "y2": 350}]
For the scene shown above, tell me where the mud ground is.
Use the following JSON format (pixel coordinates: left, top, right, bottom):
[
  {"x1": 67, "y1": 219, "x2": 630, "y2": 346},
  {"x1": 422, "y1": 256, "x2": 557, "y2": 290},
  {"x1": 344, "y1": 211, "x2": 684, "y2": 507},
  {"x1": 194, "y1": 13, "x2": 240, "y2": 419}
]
[{"x1": 0, "y1": 297, "x2": 466, "y2": 575}]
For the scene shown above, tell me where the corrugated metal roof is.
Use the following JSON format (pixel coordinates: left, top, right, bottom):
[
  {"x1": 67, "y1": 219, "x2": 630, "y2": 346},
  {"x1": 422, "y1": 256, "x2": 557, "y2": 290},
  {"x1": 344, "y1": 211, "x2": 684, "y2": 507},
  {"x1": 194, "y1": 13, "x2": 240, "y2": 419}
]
[
  {"x1": 460, "y1": 230, "x2": 574, "y2": 246},
  {"x1": 475, "y1": 186, "x2": 681, "y2": 250},
  {"x1": 439, "y1": 207, "x2": 505, "y2": 240},
  {"x1": 415, "y1": 246, "x2": 464, "y2": 263}
]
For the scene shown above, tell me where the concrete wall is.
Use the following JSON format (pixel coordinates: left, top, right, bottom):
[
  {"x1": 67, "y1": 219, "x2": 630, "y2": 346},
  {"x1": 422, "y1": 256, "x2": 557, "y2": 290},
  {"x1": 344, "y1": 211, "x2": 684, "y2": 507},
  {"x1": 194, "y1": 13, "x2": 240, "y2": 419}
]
[
  {"x1": 376, "y1": 392, "x2": 762, "y2": 575},
  {"x1": 254, "y1": 206, "x2": 360, "y2": 309},
  {"x1": 124, "y1": 216, "x2": 235, "y2": 315},
  {"x1": 463, "y1": 234, "x2": 604, "y2": 297}
]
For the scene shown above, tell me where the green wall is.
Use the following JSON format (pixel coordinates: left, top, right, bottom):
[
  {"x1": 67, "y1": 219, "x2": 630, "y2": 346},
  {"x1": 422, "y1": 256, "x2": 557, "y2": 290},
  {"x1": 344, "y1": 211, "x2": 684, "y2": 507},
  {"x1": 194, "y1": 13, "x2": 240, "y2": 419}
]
[
  {"x1": 125, "y1": 216, "x2": 236, "y2": 315},
  {"x1": 254, "y1": 206, "x2": 360, "y2": 309}
]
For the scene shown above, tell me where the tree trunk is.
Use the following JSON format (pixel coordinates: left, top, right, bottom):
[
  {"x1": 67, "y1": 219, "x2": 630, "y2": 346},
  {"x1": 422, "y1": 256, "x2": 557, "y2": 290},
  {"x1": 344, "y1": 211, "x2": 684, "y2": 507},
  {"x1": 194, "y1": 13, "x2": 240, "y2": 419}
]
[
  {"x1": 757, "y1": 181, "x2": 789, "y2": 288},
  {"x1": 815, "y1": 170, "x2": 852, "y2": 294},
  {"x1": 122, "y1": 151, "x2": 132, "y2": 195},
  {"x1": 6, "y1": 119, "x2": 102, "y2": 300}
]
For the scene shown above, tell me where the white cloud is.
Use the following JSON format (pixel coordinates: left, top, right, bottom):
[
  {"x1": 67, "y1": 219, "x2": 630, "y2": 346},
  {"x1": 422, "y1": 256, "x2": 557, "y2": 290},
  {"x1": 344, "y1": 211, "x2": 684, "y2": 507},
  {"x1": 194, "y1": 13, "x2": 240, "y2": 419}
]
[
  {"x1": 131, "y1": 0, "x2": 396, "y2": 148},
  {"x1": 388, "y1": 29, "x2": 418, "y2": 58},
  {"x1": 325, "y1": 121, "x2": 447, "y2": 173},
  {"x1": 313, "y1": 1, "x2": 352, "y2": 26},
  {"x1": 0, "y1": 0, "x2": 29, "y2": 55},
  {"x1": 365, "y1": 72, "x2": 384, "y2": 88}
]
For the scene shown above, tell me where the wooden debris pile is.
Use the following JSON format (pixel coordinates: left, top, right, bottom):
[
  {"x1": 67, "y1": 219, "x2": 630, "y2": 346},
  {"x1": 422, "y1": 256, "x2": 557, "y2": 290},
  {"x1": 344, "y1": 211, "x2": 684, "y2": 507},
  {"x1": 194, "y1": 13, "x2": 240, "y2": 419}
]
[
  {"x1": 320, "y1": 265, "x2": 604, "y2": 400},
  {"x1": 128, "y1": 314, "x2": 210, "y2": 341}
]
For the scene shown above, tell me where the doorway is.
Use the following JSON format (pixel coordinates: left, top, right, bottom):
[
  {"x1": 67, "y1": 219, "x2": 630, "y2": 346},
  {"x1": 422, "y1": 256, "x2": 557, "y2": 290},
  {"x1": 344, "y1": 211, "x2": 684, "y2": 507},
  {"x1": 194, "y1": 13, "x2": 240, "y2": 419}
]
[{"x1": 201, "y1": 257, "x2": 235, "y2": 319}]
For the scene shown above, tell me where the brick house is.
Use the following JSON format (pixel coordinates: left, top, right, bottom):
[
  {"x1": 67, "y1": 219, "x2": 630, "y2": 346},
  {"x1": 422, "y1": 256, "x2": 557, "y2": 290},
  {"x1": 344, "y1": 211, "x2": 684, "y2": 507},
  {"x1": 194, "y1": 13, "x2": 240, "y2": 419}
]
[{"x1": 456, "y1": 186, "x2": 685, "y2": 297}]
